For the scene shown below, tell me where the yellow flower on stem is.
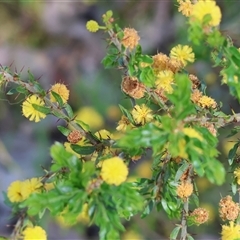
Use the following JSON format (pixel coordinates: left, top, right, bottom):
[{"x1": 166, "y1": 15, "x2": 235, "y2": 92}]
[
  {"x1": 221, "y1": 221, "x2": 240, "y2": 240},
  {"x1": 100, "y1": 157, "x2": 128, "y2": 186},
  {"x1": 22, "y1": 95, "x2": 46, "y2": 122},
  {"x1": 155, "y1": 70, "x2": 174, "y2": 94},
  {"x1": 21, "y1": 178, "x2": 43, "y2": 200},
  {"x1": 22, "y1": 226, "x2": 47, "y2": 240},
  {"x1": 86, "y1": 20, "x2": 99, "y2": 32},
  {"x1": 50, "y1": 83, "x2": 69, "y2": 104},
  {"x1": 170, "y1": 44, "x2": 195, "y2": 66},
  {"x1": 132, "y1": 104, "x2": 153, "y2": 125},
  {"x1": 178, "y1": 0, "x2": 193, "y2": 17},
  {"x1": 191, "y1": 0, "x2": 221, "y2": 27},
  {"x1": 198, "y1": 95, "x2": 217, "y2": 109},
  {"x1": 116, "y1": 115, "x2": 131, "y2": 132},
  {"x1": 7, "y1": 180, "x2": 25, "y2": 203}
]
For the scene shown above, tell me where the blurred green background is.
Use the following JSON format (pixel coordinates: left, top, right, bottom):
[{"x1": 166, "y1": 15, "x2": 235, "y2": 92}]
[{"x1": 0, "y1": 1, "x2": 240, "y2": 239}]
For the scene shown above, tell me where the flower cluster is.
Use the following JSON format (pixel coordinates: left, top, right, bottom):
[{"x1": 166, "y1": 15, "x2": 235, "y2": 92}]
[
  {"x1": 22, "y1": 226, "x2": 47, "y2": 240},
  {"x1": 7, "y1": 178, "x2": 43, "y2": 203},
  {"x1": 219, "y1": 195, "x2": 240, "y2": 221},
  {"x1": 190, "y1": 207, "x2": 209, "y2": 225},
  {"x1": 178, "y1": 0, "x2": 222, "y2": 27},
  {"x1": 191, "y1": 89, "x2": 217, "y2": 109}
]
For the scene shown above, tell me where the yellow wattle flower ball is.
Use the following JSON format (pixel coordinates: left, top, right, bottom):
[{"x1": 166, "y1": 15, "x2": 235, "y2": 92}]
[
  {"x1": 22, "y1": 95, "x2": 46, "y2": 122},
  {"x1": 22, "y1": 226, "x2": 47, "y2": 240},
  {"x1": 170, "y1": 44, "x2": 195, "y2": 66},
  {"x1": 86, "y1": 20, "x2": 99, "y2": 32},
  {"x1": 7, "y1": 180, "x2": 25, "y2": 203},
  {"x1": 191, "y1": 0, "x2": 221, "y2": 27},
  {"x1": 100, "y1": 157, "x2": 128, "y2": 186},
  {"x1": 221, "y1": 221, "x2": 240, "y2": 240},
  {"x1": 132, "y1": 104, "x2": 153, "y2": 125},
  {"x1": 21, "y1": 178, "x2": 43, "y2": 200},
  {"x1": 50, "y1": 83, "x2": 69, "y2": 104}
]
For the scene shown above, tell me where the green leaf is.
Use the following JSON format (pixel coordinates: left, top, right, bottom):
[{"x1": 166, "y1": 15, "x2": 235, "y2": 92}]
[
  {"x1": 6, "y1": 88, "x2": 18, "y2": 95},
  {"x1": 32, "y1": 104, "x2": 51, "y2": 115},
  {"x1": 228, "y1": 142, "x2": 239, "y2": 165},
  {"x1": 205, "y1": 159, "x2": 225, "y2": 185},
  {"x1": 57, "y1": 126, "x2": 71, "y2": 137},
  {"x1": 175, "y1": 161, "x2": 190, "y2": 182},
  {"x1": 139, "y1": 66, "x2": 155, "y2": 87},
  {"x1": 187, "y1": 234, "x2": 195, "y2": 240},
  {"x1": 28, "y1": 70, "x2": 36, "y2": 83},
  {"x1": 232, "y1": 182, "x2": 237, "y2": 195},
  {"x1": 170, "y1": 226, "x2": 181, "y2": 240},
  {"x1": 118, "y1": 104, "x2": 134, "y2": 124},
  {"x1": 64, "y1": 103, "x2": 74, "y2": 118},
  {"x1": 16, "y1": 85, "x2": 28, "y2": 94},
  {"x1": 71, "y1": 144, "x2": 96, "y2": 155},
  {"x1": 51, "y1": 91, "x2": 64, "y2": 107}
]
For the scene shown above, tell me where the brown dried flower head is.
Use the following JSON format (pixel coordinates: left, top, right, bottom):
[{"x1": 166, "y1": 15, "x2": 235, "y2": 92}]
[
  {"x1": 121, "y1": 76, "x2": 145, "y2": 99},
  {"x1": 219, "y1": 195, "x2": 240, "y2": 221},
  {"x1": 152, "y1": 53, "x2": 169, "y2": 73},
  {"x1": 121, "y1": 28, "x2": 140, "y2": 50},
  {"x1": 168, "y1": 58, "x2": 184, "y2": 73},
  {"x1": 189, "y1": 74, "x2": 201, "y2": 89},
  {"x1": 190, "y1": 207, "x2": 209, "y2": 225},
  {"x1": 191, "y1": 89, "x2": 202, "y2": 104},
  {"x1": 176, "y1": 181, "x2": 193, "y2": 199},
  {"x1": 67, "y1": 130, "x2": 82, "y2": 144}
]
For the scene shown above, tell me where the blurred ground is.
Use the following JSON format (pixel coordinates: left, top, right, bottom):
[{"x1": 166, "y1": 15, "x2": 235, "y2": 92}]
[{"x1": 0, "y1": 1, "x2": 240, "y2": 239}]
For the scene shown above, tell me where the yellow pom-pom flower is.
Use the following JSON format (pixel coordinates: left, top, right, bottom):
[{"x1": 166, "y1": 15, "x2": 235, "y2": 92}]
[
  {"x1": 50, "y1": 83, "x2": 69, "y2": 104},
  {"x1": 7, "y1": 180, "x2": 25, "y2": 203},
  {"x1": 198, "y1": 95, "x2": 217, "y2": 109},
  {"x1": 22, "y1": 95, "x2": 46, "y2": 122},
  {"x1": 170, "y1": 45, "x2": 195, "y2": 66},
  {"x1": 155, "y1": 70, "x2": 174, "y2": 94},
  {"x1": 191, "y1": 0, "x2": 221, "y2": 27},
  {"x1": 132, "y1": 104, "x2": 153, "y2": 125},
  {"x1": 100, "y1": 157, "x2": 128, "y2": 186},
  {"x1": 178, "y1": 0, "x2": 193, "y2": 17},
  {"x1": 221, "y1": 221, "x2": 240, "y2": 240},
  {"x1": 22, "y1": 226, "x2": 47, "y2": 240},
  {"x1": 21, "y1": 178, "x2": 43, "y2": 200},
  {"x1": 86, "y1": 20, "x2": 99, "y2": 32}
]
